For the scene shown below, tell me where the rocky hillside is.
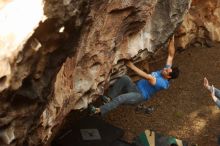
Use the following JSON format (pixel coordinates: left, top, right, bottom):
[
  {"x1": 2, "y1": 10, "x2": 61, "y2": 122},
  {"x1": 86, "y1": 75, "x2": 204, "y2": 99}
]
[{"x1": 0, "y1": 0, "x2": 219, "y2": 145}]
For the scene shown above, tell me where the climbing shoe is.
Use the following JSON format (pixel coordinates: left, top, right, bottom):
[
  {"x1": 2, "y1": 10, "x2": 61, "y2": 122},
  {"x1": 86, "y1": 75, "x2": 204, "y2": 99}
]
[
  {"x1": 135, "y1": 104, "x2": 155, "y2": 115},
  {"x1": 144, "y1": 106, "x2": 154, "y2": 114},
  {"x1": 89, "y1": 105, "x2": 99, "y2": 115},
  {"x1": 135, "y1": 104, "x2": 146, "y2": 112},
  {"x1": 100, "y1": 95, "x2": 111, "y2": 103}
]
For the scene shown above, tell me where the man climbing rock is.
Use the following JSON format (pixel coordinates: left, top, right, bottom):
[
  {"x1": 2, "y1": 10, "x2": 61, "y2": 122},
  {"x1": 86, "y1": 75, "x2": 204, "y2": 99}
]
[{"x1": 90, "y1": 36, "x2": 179, "y2": 116}]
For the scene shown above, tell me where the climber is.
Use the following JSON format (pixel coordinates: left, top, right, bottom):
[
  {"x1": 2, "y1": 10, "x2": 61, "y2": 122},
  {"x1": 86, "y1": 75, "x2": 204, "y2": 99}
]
[
  {"x1": 90, "y1": 35, "x2": 179, "y2": 116},
  {"x1": 204, "y1": 77, "x2": 220, "y2": 108}
]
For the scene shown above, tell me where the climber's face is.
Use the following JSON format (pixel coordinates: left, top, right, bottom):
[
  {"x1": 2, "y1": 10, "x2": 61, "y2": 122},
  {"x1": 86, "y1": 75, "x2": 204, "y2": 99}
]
[{"x1": 161, "y1": 68, "x2": 172, "y2": 79}]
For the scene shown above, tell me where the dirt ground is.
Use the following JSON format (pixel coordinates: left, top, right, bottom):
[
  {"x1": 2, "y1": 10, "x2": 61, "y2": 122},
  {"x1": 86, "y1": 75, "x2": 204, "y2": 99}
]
[{"x1": 104, "y1": 43, "x2": 220, "y2": 146}]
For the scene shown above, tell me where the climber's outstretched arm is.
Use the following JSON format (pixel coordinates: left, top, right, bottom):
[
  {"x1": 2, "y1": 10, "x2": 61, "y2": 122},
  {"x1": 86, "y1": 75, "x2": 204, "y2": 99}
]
[
  {"x1": 126, "y1": 61, "x2": 156, "y2": 85},
  {"x1": 166, "y1": 35, "x2": 175, "y2": 66}
]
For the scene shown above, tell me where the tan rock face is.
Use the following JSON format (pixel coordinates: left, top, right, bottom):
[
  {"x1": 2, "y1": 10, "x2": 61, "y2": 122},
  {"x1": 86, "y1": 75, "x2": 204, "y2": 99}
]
[
  {"x1": 0, "y1": 0, "x2": 45, "y2": 92},
  {"x1": 176, "y1": 0, "x2": 220, "y2": 48},
  {"x1": 4, "y1": 0, "x2": 220, "y2": 145},
  {"x1": 40, "y1": 0, "x2": 190, "y2": 145}
]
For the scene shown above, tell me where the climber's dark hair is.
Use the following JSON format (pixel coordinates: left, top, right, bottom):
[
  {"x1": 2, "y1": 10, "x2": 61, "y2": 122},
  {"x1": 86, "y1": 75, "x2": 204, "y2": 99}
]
[{"x1": 169, "y1": 66, "x2": 179, "y2": 79}]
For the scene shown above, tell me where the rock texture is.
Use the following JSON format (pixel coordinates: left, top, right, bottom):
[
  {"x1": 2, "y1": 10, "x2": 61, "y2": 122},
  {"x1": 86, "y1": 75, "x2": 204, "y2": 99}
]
[
  {"x1": 0, "y1": 0, "x2": 45, "y2": 92},
  {"x1": 2, "y1": 0, "x2": 220, "y2": 145},
  {"x1": 176, "y1": 0, "x2": 220, "y2": 49}
]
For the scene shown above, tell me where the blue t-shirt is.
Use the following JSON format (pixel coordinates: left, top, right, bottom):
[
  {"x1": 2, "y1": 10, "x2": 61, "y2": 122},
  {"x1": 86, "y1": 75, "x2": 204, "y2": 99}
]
[{"x1": 136, "y1": 66, "x2": 170, "y2": 100}]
